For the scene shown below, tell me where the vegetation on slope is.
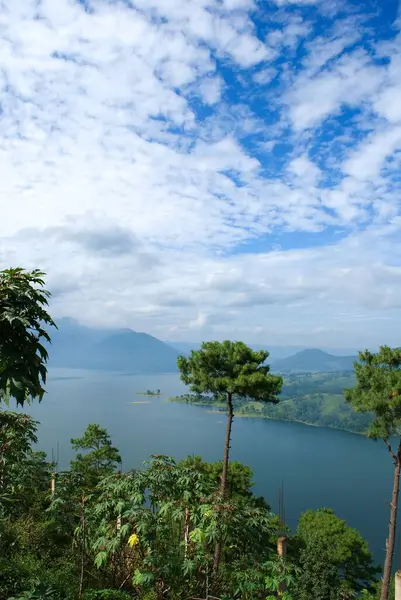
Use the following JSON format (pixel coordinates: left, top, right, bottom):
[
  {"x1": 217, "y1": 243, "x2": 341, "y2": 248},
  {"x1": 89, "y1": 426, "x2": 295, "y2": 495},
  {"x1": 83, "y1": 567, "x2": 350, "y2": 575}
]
[{"x1": 169, "y1": 372, "x2": 373, "y2": 434}]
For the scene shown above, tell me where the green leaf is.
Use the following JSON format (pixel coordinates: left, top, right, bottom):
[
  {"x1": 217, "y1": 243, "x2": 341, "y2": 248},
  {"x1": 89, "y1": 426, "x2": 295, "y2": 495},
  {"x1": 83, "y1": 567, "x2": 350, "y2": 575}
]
[{"x1": 95, "y1": 551, "x2": 108, "y2": 568}]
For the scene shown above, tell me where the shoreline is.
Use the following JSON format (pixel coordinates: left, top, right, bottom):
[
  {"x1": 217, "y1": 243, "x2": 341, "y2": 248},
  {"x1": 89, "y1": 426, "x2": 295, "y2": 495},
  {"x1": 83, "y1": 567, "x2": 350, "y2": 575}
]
[{"x1": 166, "y1": 397, "x2": 364, "y2": 436}]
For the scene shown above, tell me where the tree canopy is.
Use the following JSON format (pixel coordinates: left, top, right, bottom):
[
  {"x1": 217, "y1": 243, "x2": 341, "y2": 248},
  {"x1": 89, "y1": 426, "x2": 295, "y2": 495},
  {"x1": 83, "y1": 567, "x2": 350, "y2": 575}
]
[
  {"x1": 345, "y1": 346, "x2": 401, "y2": 600},
  {"x1": 297, "y1": 508, "x2": 379, "y2": 596},
  {"x1": 70, "y1": 424, "x2": 122, "y2": 489},
  {"x1": 177, "y1": 340, "x2": 282, "y2": 401},
  {"x1": 0, "y1": 268, "x2": 55, "y2": 406},
  {"x1": 344, "y1": 346, "x2": 401, "y2": 440}
]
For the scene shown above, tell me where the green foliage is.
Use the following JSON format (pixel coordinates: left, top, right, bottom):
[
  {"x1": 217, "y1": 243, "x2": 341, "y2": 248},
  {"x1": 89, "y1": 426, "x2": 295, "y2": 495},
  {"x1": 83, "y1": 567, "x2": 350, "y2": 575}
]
[
  {"x1": 296, "y1": 535, "x2": 341, "y2": 600},
  {"x1": 70, "y1": 424, "x2": 121, "y2": 490},
  {"x1": 0, "y1": 415, "x2": 380, "y2": 600},
  {"x1": 296, "y1": 508, "x2": 379, "y2": 595},
  {"x1": 361, "y1": 579, "x2": 395, "y2": 599},
  {"x1": 0, "y1": 268, "x2": 55, "y2": 406},
  {"x1": 345, "y1": 347, "x2": 401, "y2": 600},
  {"x1": 169, "y1": 371, "x2": 373, "y2": 433},
  {"x1": 0, "y1": 510, "x2": 79, "y2": 599},
  {"x1": 86, "y1": 455, "x2": 277, "y2": 598},
  {"x1": 263, "y1": 556, "x2": 300, "y2": 600},
  {"x1": 0, "y1": 412, "x2": 51, "y2": 517},
  {"x1": 177, "y1": 340, "x2": 282, "y2": 402},
  {"x1": 82, "y1": 590, "x2": 133, "y2": 600},
  {"x1": 344, "y1": 346, "x2": 401, "y2": 439},
  {"x1": 9, "y1": 583, "x2": 63, "y2": 600},
  {"x1": 179, "y1": 455, "x2": 271, "y2": 510}
]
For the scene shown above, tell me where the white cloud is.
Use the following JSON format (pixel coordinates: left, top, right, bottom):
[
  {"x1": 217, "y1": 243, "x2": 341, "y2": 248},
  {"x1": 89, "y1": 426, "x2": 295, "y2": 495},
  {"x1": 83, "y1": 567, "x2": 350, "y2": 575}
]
[
  {"x1": 253, "y1": 67, "x2": 277, "y2": 84},
  {"x1": 374, "y1": 85, "x2": 401, "y2": 123},
  {"x1": 343, "y1": 126, "x2": 401, "y2": 181},
  {"x1": 4, "y1": 217, "x2": 401, "y2": 347},
  {"x1": 266, "y1": 18, "x2": 311, "y2": 50},
  {"x1": 288, "y1": 155, "x2": 321, "y2": 186},
  {"x1": 287, "y1": 51, "x2": 384, "y2": 130},
  {"x1": 1, "y1": 0, "x2": 401, "y2": 348},
  {"x1": 198, "y1": 76, "x2": 224, "y2": 105}
]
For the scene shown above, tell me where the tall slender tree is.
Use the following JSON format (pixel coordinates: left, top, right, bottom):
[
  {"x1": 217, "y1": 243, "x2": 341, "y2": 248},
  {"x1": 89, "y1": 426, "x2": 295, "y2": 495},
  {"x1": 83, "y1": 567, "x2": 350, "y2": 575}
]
[
  {"x1": 345, "y1": 346, "x2": 401, "y2": 600},
  {"x1": 0, "y1": 268, "x2": 55, "y2": 406},
  {"x1": 177, "y1": 340, "x2": 282, "y2": 572}
]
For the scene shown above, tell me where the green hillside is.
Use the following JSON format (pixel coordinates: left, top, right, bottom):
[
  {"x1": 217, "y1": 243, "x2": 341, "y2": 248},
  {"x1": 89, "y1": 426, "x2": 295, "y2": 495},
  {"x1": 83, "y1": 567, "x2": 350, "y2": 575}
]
[{"x1": 169, "y1": 371, "x2": 373, "y2": 434}]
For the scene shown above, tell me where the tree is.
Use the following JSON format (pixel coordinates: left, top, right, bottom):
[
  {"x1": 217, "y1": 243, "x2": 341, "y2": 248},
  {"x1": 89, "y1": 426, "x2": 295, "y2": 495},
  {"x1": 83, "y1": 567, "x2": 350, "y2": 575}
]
[
  {"x1": 70, "y1": 425, "x2": 121, "y2": 491},
  {"x1": 344, "y1": 347, "x2": 401, "y2": 600},
  {"x1": 296, "y1": 508, "x2": 379, "y2": 597},
  {"x1": 0, "y1": 412, "x2": 50, "y2": 516},
  {"x1": 178, "y1": 342, "x2": 282, "y2": 497},
  {"x1": 0, "y1": 268, "x2": 55, "y2": 406},
  {"x1": 89, "y1": 455, "x2": 277, "y2": 599},
  {"x1": 180, "y1": 455, "x2": 271, "y2": 510},
  {"x1": 296, "y1": 535, "x2": 341, "y2": 600},
  {"x1": 177, "y1": 340, "x2": 282, "y2": 572}
]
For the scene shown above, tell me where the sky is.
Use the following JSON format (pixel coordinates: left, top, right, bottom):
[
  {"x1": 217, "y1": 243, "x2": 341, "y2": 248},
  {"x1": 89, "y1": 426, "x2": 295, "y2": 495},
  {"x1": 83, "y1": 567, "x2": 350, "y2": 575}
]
[{"x1": 1, "y1": 0, "x2": 401, "y2": 349}]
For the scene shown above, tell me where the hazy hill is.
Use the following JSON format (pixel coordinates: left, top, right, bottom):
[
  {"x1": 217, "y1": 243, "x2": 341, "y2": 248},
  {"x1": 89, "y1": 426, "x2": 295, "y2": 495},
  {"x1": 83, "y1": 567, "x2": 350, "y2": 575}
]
[
  {"x1": 167, "y1": 342, "x2": 358, "y2": 361},
  {"x1": 168, "y1": 342, "x2": 309, "y2": 361},
  {"x1": 48, "y1": 319, "x2": 179, "y2": 373},
  {"x1": 272, "y1": 349, "x2": 357, "y2": 373},
  {"x1": 82, "y1": 331, "x2": 179, "y2": 373}
]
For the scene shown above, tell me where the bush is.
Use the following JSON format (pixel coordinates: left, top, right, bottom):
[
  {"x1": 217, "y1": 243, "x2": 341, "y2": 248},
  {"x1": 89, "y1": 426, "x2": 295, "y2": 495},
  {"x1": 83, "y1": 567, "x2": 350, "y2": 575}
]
[{"x1": 83, "y1": 590, "x2": 133, "y2": 600}]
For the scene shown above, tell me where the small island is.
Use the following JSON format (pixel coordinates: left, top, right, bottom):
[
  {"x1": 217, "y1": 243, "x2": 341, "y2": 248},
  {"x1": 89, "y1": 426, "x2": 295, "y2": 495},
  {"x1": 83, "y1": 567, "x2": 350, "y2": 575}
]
[{"x1": 136, "y1": 389, "x2": 162, "y2": 396}]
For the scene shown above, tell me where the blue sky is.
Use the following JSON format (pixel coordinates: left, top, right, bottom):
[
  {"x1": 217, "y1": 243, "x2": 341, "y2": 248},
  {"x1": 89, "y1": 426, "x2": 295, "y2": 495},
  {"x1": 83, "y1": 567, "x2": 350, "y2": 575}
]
[{"x1": 1, "y1": 0, "x2": 401, "y2": 348}]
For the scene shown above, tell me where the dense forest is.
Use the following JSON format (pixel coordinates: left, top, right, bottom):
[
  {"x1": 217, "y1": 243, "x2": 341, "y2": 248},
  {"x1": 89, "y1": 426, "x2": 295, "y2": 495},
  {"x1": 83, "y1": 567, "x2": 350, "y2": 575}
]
[{"x1": 1, "y1": 268, "x2": 401, "y2": 600}]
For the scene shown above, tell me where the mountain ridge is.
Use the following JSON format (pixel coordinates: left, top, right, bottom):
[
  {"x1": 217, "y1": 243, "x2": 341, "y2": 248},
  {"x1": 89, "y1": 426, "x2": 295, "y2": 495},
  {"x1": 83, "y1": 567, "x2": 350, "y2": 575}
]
[
  {"x1": 48, "y1": 319, "x2": 358, "y2": 374},
  {"x1": 272, "y1": 349, "x2": 357, "y2": 373},
  {"x1": 48, "y1": 318, "x2": 179, "y2": 373}
]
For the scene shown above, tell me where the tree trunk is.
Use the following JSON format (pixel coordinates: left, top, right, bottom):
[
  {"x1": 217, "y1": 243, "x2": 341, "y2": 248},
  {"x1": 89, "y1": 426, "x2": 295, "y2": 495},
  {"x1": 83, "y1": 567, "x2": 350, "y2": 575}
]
[
  {"x1": 184, "y1": 507, "x2": 190, "y2": 558},
  {"x1": 380, "y1": 441, "x2": 401, "y2": 600},
  {"x1": 213, "y1": 392, "x2": 234, "y2": 575},
  {"x1": 220, "y1": 393, "x2": 234, "y2": 496},
  {"x1": 78, "y1": 494, "x2": 86, "y2": 600}
]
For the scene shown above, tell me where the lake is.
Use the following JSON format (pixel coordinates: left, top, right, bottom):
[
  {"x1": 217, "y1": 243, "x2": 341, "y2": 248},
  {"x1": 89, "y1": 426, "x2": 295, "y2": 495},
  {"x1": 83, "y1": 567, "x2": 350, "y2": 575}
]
[{"x1": 23, "y1": 368, "x2": 398, "y2": 568}]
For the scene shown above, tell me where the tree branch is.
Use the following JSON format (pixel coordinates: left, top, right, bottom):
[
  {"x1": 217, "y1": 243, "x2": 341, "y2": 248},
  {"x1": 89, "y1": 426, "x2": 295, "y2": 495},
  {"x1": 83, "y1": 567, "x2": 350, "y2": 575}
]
[{"x1": 384, "y1": 439, "x2": 397, "y2": 462}]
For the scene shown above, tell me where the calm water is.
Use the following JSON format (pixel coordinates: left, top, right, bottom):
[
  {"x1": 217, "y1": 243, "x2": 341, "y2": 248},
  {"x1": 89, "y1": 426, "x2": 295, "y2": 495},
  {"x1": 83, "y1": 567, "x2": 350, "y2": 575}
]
[{"x1": 24, "y1": 368, "x2": 397, "y2": 567}]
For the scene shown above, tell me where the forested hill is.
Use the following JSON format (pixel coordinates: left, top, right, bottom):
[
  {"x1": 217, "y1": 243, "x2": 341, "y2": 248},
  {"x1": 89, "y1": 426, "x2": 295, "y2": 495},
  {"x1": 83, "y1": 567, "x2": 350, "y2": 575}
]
[
  {"x1": 169, "y1": 371, "x2": 374, "y2": 434},
  {"x1": 48, "y1": 318, "x2": 179, "y2": 373},
  {"x1": 272, "y1": 349, "x2": 357, "y2": 373}
]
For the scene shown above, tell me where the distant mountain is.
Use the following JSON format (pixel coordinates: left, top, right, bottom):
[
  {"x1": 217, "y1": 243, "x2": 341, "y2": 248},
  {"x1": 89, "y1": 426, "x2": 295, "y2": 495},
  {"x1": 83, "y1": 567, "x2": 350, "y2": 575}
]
[
  {"x1": 272, "y1": 349, "x2": 357, "y2": 373},
  {"x1": 167, "y1": 342, "x2": 358, "y2": 361},
  {"x1": 48, "y1": 319, "x2": 179, "y2": 373},
  {"x1": 48, "y1": 321, "x2": 358, "y2": 374},
  {"x1": 82, "y1": 331, "x2": 179, "y2": 373},
  {"x1": 167, "y1": 342, "x2": 309, "y2": 361},
  {"x1": 167, "y1": 342, "x2": 202, "y2": 355}
]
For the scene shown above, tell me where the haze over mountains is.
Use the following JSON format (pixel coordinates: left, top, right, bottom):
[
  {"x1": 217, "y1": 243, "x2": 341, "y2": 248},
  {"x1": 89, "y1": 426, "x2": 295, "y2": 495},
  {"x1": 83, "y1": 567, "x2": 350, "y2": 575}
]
[
  {"x1": 48, "y1": 319, "x2": 357, "y2": 374},
  {"x1": 272, "y1": 349, "x2": 356, "y2": 373},
  {"x1": 48, "y1": 318, "x2": 179, "y2": 373}
]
